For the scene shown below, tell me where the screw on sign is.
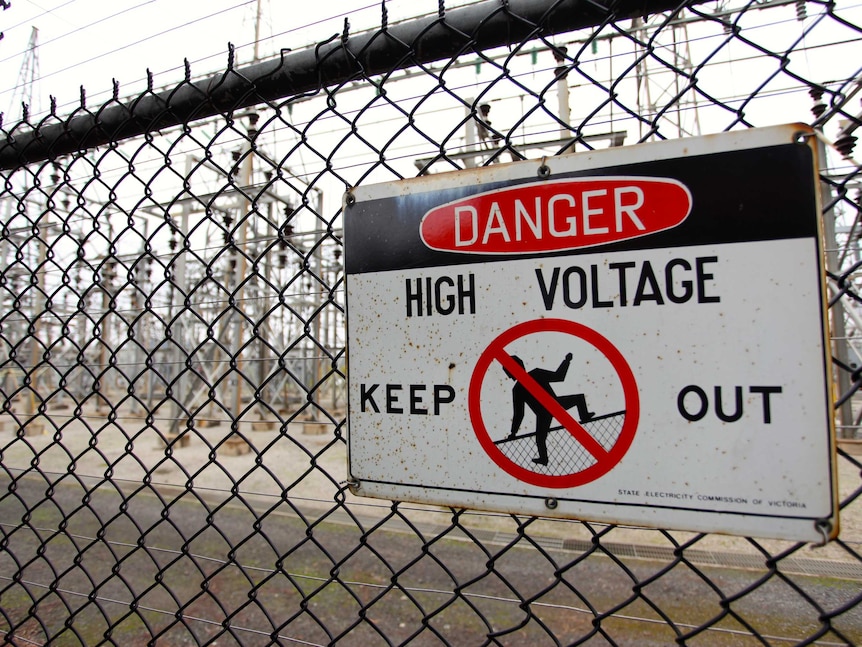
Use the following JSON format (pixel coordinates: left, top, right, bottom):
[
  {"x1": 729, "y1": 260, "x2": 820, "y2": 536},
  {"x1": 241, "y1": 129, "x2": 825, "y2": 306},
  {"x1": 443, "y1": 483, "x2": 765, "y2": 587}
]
[{"x1": 469, "y1": 319, "x2": 639, "y2": 488}]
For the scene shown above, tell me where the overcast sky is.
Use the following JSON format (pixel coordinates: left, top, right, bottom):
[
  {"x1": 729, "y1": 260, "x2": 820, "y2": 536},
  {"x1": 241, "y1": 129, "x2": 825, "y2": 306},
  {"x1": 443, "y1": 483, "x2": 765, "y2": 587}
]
[
  {"x1": 0, "y1": 0, "x2": 482, "y2": 121},
  {"x1": 2, "y1": 0, "x2": 860, "y2": 166}
]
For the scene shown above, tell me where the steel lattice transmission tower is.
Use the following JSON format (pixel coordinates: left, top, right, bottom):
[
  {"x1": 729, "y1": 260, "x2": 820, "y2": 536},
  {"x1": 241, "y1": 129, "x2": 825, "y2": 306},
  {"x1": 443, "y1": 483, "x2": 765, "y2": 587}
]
[{"x1": 8, "y1": 26, "x2": 40, "y2": 121}]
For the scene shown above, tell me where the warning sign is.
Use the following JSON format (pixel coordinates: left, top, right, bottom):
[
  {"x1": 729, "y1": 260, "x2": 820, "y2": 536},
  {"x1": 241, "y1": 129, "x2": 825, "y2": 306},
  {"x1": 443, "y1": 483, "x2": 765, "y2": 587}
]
[
  {"x1": 344, "y1": 124, "x2": 838, "y2": 543},
  {"x1": 469, "y1": 319, "x2": 638, "y2": 488}
]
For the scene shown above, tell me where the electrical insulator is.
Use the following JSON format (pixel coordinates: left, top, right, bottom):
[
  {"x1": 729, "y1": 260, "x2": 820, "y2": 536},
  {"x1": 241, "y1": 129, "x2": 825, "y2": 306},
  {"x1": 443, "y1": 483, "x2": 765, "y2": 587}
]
[
  {"x1": 834, "y1": 134, "x2": 857, "y2": 159},
  {"x1": 809, "y1": 87, "x2": 826, "y2": 118}
]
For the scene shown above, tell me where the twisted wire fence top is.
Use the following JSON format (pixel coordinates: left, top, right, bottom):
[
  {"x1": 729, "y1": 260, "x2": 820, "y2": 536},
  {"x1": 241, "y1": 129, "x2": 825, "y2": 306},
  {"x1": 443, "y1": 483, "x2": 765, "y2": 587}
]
[{"x1": 0, "y1": 0, "x2": 861, "y2": 645}]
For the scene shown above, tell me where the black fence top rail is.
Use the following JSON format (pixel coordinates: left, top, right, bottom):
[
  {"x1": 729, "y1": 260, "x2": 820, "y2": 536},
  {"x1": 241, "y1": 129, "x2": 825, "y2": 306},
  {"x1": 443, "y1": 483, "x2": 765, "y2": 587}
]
[{"x1": 0, "y1": 0, "x2": 702, "y2": 171}]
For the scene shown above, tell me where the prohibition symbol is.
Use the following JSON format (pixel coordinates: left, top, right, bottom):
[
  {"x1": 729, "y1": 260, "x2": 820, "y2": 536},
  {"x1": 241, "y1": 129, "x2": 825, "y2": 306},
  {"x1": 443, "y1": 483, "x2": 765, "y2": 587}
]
[{"x1": 468, "y1": 319, "x2": 639, "y2": 488}]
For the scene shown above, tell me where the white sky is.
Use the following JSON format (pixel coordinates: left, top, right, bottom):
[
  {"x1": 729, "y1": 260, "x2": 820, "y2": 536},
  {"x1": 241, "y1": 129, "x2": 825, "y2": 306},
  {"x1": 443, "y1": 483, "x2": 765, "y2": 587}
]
[
  {"x1": 1, "y1": 0, "x2": 859, "y2": 179},
  {"x1": 0, "y1": 0, "x2": 482, "y2": 120}
]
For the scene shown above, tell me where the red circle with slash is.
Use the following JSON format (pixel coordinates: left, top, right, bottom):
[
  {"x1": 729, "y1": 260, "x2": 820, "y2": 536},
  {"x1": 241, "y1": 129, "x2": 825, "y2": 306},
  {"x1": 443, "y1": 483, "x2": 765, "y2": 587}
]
[{"x1": 469, "y1": 318, "x2": 639, "y2": 488}]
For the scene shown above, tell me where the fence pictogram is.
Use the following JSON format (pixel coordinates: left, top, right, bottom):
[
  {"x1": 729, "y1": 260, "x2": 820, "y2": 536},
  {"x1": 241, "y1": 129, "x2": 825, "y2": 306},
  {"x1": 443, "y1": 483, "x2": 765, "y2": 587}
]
[{"x1": 469, "y1": 318, "x2": 639, "y2": 488}]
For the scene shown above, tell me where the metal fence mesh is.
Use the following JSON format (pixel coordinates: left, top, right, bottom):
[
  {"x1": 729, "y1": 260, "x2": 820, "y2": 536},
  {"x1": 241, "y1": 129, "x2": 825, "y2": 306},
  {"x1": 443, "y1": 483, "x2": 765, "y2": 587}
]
[
  {"x1": 496, "y1": 412, "x2": 626, "y2": 475},
  {"x1": 1, "y1": 0, "x2": 861, "y2": 644}
]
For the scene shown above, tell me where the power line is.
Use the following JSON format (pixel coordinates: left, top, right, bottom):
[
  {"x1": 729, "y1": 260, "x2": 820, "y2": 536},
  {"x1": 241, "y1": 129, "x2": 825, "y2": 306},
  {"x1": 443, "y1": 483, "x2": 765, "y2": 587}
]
[
  {"x1": 0, "y1": 1, "x2": 255, "y2": 101},
  {"x1": 0, "y1": 0, "x2": 159, "y2": 66},
  {"x1": 5, "y1": 0, "x2": 78, "y2": 32}
]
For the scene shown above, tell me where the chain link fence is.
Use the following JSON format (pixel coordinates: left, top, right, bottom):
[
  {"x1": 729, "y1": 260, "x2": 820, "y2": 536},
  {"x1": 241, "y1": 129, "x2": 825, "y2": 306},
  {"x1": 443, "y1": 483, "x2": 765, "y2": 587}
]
[{"x1": 0, "y1": 0, "x2": 861, "y2": 644}]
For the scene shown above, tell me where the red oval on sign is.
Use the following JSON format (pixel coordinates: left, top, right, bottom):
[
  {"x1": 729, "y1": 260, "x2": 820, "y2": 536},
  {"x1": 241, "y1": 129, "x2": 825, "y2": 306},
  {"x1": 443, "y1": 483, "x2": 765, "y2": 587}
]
[{"x1": 420, "y1": 176, "x2": 692, "y2": 254}]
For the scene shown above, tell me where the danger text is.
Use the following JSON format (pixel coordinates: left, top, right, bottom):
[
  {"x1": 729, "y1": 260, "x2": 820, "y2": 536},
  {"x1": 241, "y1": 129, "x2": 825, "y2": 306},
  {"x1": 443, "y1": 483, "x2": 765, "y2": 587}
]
[
  {"x1": 454, "y1": 186, "x2": 646, "y2": 247},
  {"x1": 419, "y1": 177, "x2": 691, "y2": 254}
]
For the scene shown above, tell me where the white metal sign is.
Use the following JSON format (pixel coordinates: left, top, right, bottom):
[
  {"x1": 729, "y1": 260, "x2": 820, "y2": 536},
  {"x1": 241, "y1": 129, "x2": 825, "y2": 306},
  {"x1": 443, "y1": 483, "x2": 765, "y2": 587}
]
[{"x1": 344, "y1": 124, "x2": 838, "y2": 542}]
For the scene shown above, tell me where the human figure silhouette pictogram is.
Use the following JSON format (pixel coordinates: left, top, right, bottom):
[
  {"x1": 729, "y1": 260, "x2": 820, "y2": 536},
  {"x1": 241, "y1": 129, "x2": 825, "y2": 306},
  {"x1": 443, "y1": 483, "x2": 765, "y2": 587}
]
[{"x1": 505, "y1": 353, "x2": 595, "y2": 466}]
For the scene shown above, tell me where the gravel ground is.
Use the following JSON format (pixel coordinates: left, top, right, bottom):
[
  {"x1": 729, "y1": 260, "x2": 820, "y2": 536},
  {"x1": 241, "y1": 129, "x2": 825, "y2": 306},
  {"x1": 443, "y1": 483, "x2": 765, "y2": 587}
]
[
  {"x1": 2, "y1": 404, "x2": 860, "y2": 568},
  {"x1": 2, "y1": 404, "x2": 861, "y2": 645}
]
